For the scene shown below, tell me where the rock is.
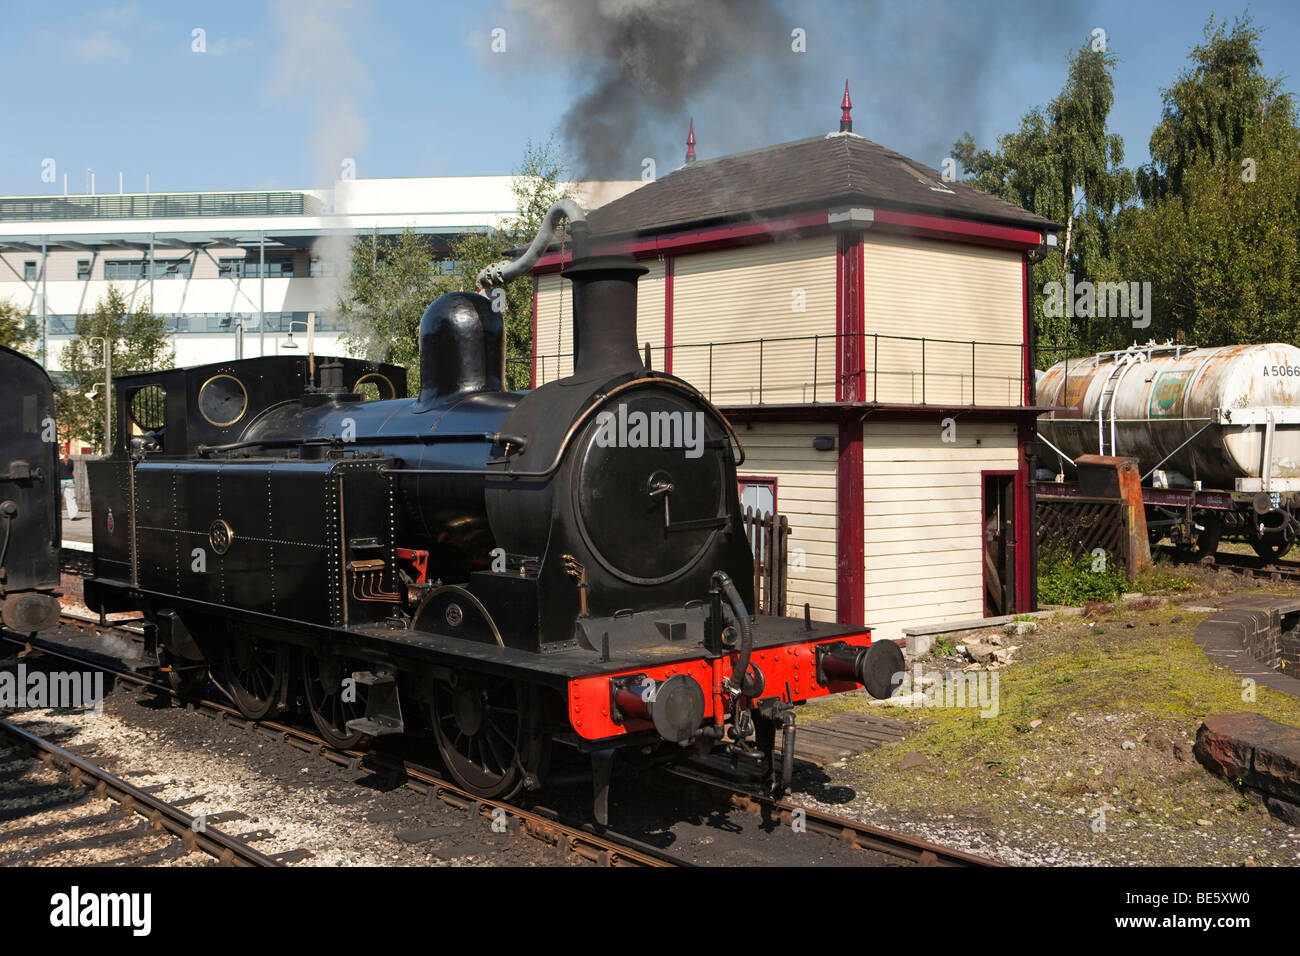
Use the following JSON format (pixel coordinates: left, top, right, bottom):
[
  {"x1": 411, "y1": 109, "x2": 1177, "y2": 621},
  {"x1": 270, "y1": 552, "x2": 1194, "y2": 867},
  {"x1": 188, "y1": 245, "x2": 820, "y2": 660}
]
[
  {"x1": 1121, "y1": 741, "x2": 1136, "y2": 751},
  {"x1": 900, "y1": 751, "x2": 928, "y2": 770},
  {"x1": 1172, "y1": 742, "x2": 1190, "y2": 762},
  {"x1": 962, "y1": 663, "x2": 982, "y2": 672},
  {"x1": 1125, "y1": 622, "x2": 1136, "y2": 629},
  {"x1": 1029, "y1": 719, "x2": 1043, "y2": 729},
  {"x1": 1004, "y1": 620, "x2": 1037, "y2": 637},
  {"x1": 1196, "y1": 818, "x2": 1212, "y2": 826},
  {"x1": 964, "y1": 640, "x2": 998, "y2": 664},
  {"x1": 1196, "y1": 712, "x2": 1300, "y2": 803}
]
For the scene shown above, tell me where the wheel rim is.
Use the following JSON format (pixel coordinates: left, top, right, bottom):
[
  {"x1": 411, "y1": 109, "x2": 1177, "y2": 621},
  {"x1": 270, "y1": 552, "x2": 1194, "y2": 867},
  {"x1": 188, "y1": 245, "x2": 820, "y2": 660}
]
[
  {"x1": 221, "y1": 635, "x2": 286, "y2": 720},
  {"x1": 430, "y1": 677, "x2": 542, "y2": 800},
  {"x1": 303, "y1": 654, "x2": 370, "y2": 749}
]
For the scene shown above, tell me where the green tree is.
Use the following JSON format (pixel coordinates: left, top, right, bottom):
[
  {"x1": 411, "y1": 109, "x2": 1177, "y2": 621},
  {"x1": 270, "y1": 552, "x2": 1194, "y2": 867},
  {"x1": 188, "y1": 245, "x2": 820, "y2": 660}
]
[
  {"x1": 338, "y1": 137, "x2": 572, "y2": 393},
  {"x1": 954, "y1": 39, "x2": 1134, "y2": 361},
  {"x1": 55, "y1": 285, "x2": 175, "y2": 452},
  {"x1": 1139, "y1": 14, "x2": 1291, "y2": 204},
  {"x1": 0, "y1": 298, "x2": 36, "y2": 354},
  {"x1": 337, "y1": 228, "x2": 442, "y2": 381},
  {"x1": 1117, "y1": 15, "x2": 1300, "y2": 345}
]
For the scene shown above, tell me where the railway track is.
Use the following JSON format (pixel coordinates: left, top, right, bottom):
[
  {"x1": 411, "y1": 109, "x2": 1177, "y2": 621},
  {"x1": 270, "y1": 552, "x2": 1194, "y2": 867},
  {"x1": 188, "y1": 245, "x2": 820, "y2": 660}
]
[
  {"x1": 1157, "y1": 545, "x2": 1300, "y2": 585},
  {"x1": 661, "y1": 764, "x2": 1001, "y2": 867},
  {"x1": 0, "y1": 716, "x2": 280, "y2": 867},
  {"x1": 4, "y1": 615, "x2": 684, "y2": 868},
  {"x1": 6, "y1": 609, "x2": 1004, "y2": 867}
]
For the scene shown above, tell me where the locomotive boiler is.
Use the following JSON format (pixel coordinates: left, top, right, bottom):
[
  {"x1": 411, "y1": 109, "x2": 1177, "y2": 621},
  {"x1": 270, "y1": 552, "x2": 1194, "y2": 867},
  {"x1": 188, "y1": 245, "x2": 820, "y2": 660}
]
[
  {"x1": 1038, "y1": 342, "x2": 1300, "y2": 559},
  {"x1": 81, "y1": 202, "x2": 901, "y2": 819}
]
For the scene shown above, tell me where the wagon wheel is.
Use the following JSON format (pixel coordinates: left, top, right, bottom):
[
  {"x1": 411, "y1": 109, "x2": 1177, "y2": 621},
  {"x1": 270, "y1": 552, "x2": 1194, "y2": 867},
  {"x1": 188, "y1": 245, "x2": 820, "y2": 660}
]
[
  {"x1": 1249, "y1": 532, "x2": 1295, "y2": 561},
  {"x1": 1189, "y1": 515, "x2": 1223, "y2": 560},
  {"x1": 218, "y1": 634, "x2": 288, "y2": 721},
  {"x1": 428, "y1": 676, "x2": 548, "y2": 801},
  {"x1": 302, "y1": 653, "x2": 372, "y2": 750}
]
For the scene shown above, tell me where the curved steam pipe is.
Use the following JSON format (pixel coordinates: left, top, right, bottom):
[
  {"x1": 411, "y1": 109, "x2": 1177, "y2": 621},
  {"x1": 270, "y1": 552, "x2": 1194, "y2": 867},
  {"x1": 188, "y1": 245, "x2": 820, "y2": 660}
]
[{"x1": 476, "y1": 199, "x2": 589, "y2": 289}]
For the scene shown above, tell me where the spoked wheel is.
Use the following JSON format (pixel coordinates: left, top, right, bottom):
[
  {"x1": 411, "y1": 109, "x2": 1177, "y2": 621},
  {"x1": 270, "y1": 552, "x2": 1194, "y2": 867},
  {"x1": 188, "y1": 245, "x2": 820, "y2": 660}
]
[
  {"x1": 219, "y1": 634, "x2": 287, "y2": 720},
  {"x1": 302, "y1": 653, "x2": 372, "y2": 749},
  {"x1": 429, "y1": 676, "x2": 548, "y2": 801}
]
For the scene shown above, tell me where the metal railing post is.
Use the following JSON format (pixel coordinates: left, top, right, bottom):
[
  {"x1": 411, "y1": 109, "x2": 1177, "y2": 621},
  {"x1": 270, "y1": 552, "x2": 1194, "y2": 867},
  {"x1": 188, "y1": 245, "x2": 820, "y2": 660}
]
[
  {"x1": 813, "y1": 335, "x2": 818, "y2": 403},
  {"x1": 921, "y1": 338, "x2": 926, "y2": 405},
  {"x1": 873, "y1": 334, "x2": 879, "y2": 403},
  {"x1": 971, "y1": 340, "x2": 976, "y2": 406}
]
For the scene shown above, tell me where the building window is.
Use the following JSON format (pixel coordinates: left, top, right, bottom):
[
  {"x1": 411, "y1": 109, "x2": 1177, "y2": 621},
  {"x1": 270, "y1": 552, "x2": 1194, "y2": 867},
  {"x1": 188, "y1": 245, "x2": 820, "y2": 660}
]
[
  {"x1": 738, "y1": 477, "x2": 777, "y2": 519},
  {"x1": 309, "y1": 258, "x2": 335, "y2": 278},
  {"x1": 77, "y1": 259, "x2": 91, "y2": 280},
  {"x1": 23, "y1": 260, "x2": 36, "y2": 281},
  {"x1": 104, "y1": 259, "x2": 145, "y2": 280},
  {"x1": 104, "y1": 258, "x2": 191, "y2": 280},
  {"x1": 219, "y1": 256, "x2": 293, "y2": 278},
  {"x1": 152, "y1": 258, "x2": 191, "y2": 279}
]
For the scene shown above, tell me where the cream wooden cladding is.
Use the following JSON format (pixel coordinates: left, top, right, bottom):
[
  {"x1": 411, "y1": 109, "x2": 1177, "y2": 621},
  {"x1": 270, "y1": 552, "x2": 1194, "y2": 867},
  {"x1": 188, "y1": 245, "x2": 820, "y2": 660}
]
[
  {"x1": 737, "y1": 422, "x2": 839, "y2": 622},
  {"x1": 863, "y1": 235, "x2": 1024, "y2": 407},
  {"x1": 670, "y1": 238, "x2": 838, "y2": 404},
  {"x1": 862, "y1": 420, "x2": 1019, "y2": 641}
]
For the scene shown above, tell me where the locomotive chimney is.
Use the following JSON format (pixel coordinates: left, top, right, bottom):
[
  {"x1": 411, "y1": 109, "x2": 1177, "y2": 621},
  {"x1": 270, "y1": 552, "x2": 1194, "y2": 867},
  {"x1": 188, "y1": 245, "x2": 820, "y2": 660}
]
[
  {"x1": 563, "y1": 255, "x2": 649, "y2": 378},
  {"x1": 416, "y1": 292, "x2": 503, "y2": 405}
]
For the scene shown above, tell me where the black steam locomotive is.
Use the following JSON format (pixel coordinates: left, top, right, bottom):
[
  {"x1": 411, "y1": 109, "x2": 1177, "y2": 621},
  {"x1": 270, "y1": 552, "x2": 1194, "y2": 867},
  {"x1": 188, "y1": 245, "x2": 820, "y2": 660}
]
[
  {"x1": 78, "y1": 204, "x2": 900, "y2": 819},
  {"x1": 0, "y1": 345, "x2": 63, "y2": 638}
]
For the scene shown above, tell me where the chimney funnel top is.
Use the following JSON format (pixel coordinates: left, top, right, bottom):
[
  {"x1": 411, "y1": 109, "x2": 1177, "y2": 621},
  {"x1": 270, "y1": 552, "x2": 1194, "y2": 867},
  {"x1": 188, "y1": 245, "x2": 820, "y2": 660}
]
[
  {"x1": 840, "y1": 81, "x2": 853, "y2": 133},
  {"x1": 685, "y1": 118, "x2": 697, "y2": 163}
]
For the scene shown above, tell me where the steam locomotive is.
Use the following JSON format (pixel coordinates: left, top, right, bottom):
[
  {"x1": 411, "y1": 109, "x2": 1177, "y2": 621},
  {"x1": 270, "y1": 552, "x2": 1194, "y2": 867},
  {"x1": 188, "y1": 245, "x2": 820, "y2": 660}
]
[
  {"x1": 38, "y1": 205, "x2": 899, "y2": 820},
  {"x1": 0, "y1": 345, "x2": 63, "y2": 638}
]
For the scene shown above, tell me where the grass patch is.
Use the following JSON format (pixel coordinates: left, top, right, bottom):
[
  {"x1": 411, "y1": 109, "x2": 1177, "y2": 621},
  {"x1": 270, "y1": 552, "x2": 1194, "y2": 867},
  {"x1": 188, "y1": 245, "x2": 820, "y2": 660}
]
[{"x1": 801, "y1": 603, "x2": 1300, "y2": 863}]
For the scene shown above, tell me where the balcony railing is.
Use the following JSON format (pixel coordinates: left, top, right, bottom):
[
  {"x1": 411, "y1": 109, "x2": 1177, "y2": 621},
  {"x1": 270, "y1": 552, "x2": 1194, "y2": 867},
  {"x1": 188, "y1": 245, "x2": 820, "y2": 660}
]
[
  {"x1": 0, "y1": 191, "x2": 319, "y2": 222},
  {"x1": 512, "y1": 331, "x2": 1029, "y2": 407}
]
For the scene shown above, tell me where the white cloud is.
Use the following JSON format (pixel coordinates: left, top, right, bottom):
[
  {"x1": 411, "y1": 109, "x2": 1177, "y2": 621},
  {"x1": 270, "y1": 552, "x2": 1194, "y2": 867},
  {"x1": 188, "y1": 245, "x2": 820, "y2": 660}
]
[{"x1": 75, "y1": 28, "x2": 132, "y2": 64}]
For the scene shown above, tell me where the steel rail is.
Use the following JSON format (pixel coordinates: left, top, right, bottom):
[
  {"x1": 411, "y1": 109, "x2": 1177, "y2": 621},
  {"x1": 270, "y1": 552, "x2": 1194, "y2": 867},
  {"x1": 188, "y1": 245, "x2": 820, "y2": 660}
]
[
  {"x1": 0, "y1": 716, "x2": 281, "y2": 867},
  {"x1": 662, "y1": 764, "x2": 1004, "y2": 867}
]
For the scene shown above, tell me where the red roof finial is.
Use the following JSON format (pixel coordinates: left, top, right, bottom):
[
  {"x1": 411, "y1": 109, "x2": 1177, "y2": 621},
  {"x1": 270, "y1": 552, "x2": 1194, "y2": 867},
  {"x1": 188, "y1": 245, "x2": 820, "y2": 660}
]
[
  {"x1": 840, "y1": 80, "x2": 853, "y2": 133},
  {"x1": 685, "y1": 118, "x2": 697, "y2": 163}
]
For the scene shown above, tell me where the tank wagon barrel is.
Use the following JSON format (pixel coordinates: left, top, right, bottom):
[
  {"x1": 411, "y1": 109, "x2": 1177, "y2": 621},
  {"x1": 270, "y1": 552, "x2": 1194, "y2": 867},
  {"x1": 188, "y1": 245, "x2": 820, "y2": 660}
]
[{"x1": 1038, "y1": 341, "x2": 1300, "y2": 559}]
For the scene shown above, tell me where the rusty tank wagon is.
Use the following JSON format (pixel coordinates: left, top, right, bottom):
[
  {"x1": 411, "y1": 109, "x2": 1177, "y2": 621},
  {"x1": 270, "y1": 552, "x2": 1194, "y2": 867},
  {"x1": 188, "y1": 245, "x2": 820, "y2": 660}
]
[{"x1": 1037, "y1": 342, "x2": 1300, "y2": 560}]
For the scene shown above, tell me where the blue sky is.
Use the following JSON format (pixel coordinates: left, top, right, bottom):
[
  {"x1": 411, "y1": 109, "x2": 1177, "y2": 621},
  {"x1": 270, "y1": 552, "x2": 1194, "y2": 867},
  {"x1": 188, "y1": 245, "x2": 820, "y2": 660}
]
[{"x1": 0, "y1": 0, "x2": 1294, "y2": 195}]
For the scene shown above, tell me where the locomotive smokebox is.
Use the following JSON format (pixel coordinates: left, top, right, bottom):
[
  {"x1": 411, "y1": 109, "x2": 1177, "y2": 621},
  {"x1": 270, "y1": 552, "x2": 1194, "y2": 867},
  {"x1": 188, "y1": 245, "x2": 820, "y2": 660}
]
[
  {"x1": 563, "y1": 256, "x2": 649, "y2": 377},
  {"x1": 417, "y1": 292, "x2": 503, "y2": 404}
]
